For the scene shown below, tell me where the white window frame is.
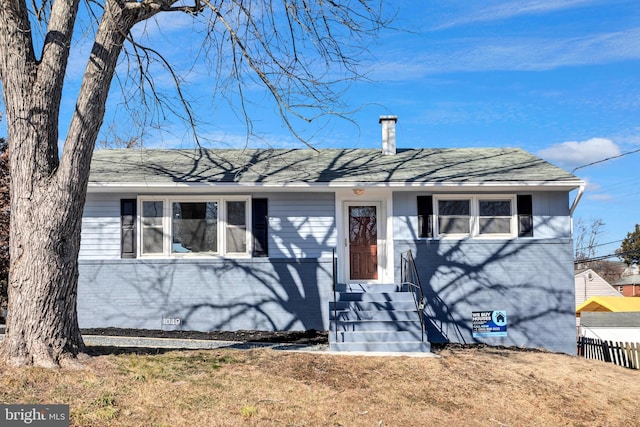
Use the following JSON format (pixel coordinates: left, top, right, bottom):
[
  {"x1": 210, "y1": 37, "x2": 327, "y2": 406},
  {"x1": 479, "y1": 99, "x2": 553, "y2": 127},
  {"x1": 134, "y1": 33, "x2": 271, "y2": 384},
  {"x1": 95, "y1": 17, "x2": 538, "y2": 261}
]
[
  {"x1": 434, "y1": 195, "x2": 517, "y2": 239},
  {"x1": 137, "y1": 195, "x2": 252, "y2": 258},
  {"x1": 475, "y1": 195, "x2": 516, "y2": 238},
  {"x1": 435, "y1": 196, "x2": 472, "y2": 238}
]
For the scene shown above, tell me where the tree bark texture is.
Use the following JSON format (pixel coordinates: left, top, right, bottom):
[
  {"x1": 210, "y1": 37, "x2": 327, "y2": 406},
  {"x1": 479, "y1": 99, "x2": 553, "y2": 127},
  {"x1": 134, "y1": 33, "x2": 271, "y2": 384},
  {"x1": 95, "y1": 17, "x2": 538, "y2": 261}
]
[{"x1": 0, "y1": 0, "x2": 146, "y2": 367}]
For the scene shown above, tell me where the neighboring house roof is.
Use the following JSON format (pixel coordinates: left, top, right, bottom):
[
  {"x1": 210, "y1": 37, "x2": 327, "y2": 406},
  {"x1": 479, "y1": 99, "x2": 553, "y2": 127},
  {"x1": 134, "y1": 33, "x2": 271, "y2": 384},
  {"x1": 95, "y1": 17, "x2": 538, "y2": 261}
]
[
  {"x1": 576, "y1": 296, "x2": 640, "y2": 315},
  {"x1": 581, "y1": 311, "x2": 640, "y2": 328},
  {"x1": 574, "y1": 269, "x2": 622, "y2": 309},
  {"x1": 614, "y1": 274, "x2": 640, "y2": 286},
  {"x1": 88, "y1": 148, "x2": 583, "y2": 188}
]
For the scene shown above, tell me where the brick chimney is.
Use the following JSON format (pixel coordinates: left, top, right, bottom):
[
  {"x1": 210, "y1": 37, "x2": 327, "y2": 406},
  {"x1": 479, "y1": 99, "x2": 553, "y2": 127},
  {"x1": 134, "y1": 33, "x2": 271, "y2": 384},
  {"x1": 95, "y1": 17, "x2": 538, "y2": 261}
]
[{"x1": 379, "y1": 115, "x2": 398, "y2": 155}]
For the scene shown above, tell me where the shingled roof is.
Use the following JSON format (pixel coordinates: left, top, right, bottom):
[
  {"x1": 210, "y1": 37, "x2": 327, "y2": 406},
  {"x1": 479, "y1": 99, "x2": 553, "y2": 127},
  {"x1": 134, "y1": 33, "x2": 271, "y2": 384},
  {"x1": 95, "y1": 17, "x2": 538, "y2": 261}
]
[{"x1": 88, "y1": 147, "x2": 581, "y2": 186}]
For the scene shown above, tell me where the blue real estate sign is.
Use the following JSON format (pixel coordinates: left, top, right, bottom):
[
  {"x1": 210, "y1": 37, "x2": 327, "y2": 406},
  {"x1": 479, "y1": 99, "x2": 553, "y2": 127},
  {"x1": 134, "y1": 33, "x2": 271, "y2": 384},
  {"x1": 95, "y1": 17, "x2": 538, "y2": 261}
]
[{"x1": 472, "y1": 310, "x2": 507, "y2": 338}]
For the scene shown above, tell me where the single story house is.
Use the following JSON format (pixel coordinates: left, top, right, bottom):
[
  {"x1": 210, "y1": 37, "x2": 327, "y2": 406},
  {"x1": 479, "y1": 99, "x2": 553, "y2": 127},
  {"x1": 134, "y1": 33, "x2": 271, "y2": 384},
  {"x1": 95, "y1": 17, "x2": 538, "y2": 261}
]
[{"x1": 78, "y1": 116, "x2": 585, "y2": 354}]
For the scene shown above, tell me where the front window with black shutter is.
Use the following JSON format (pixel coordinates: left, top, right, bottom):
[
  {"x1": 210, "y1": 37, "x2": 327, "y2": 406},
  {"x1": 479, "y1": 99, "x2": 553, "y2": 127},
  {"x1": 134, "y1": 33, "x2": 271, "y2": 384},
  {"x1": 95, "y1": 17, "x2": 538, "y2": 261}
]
[
  {"x1": 137, "y1": 196, "x2": 251, "y2": 257},
  {"x1": 430, "y1": 195, "x2": 521, "y2": 238}
]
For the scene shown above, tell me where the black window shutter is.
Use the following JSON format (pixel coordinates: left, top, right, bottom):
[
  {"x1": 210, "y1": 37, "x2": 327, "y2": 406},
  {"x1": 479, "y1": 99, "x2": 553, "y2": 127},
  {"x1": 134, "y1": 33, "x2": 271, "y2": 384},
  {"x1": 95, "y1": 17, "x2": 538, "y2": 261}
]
[
  {"x1": 417, "y1": 196, "x2": 434, "y2": 238},
  {"x1": 252, "y1": 198, "x2": 269, "y2": 257},
  {"x1": 121, "y1": 199, "x2": 137, "y2": 258},
  {"x1": 517, "y1": 195, "x2": 533, "y2": 237}
]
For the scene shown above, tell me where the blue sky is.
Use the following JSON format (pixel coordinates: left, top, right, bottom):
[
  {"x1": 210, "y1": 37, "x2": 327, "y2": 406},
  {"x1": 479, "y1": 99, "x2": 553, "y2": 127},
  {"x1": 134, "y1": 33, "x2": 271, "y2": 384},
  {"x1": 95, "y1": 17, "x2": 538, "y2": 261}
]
[{"x1": 2, "y1": 0, "x2": 639, "y2": 258}]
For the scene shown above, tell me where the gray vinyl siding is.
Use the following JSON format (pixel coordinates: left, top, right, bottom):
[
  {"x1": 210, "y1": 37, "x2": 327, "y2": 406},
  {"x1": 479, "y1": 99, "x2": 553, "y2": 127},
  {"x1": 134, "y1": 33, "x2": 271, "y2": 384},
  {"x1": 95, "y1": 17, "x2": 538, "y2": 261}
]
[
  {"x1": 264, "y1": 192, "x2": 336, "y2": 258},
  {"x1": 78, "y1": 257, "x2": 333, "y2": 331},
  {"x1": 392, "y1": 191, "x2": 571, "y2": 240},
  {"x1": 532, "y1": 192, "x2": 571, "y2": 238},
  {"x1": 394, "y1": 238, "x2": 576, "y2": 354},
  {"x1": 80, "y1": 193, "x2": 128, "y2": 259}
]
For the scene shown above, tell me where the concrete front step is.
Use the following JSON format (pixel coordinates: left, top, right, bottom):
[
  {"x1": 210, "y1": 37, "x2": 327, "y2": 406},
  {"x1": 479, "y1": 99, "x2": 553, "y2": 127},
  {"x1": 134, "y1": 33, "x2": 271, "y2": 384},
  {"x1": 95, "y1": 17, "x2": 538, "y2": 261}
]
[
  {"x1": 334, "y1": 292, "x2": 416, "y2": 302},
  {"x1": 330, "y1": 309, "x2": 418, "y2": 321},
  {"x1": 330, "y1": 340, "x2": 431, "y2": 352},
  {"x1": 328, "y1": 286, "x2": 430, "y2": 353},
  {"x1": 336, "y1": 283, "x2": 399, "y2": 293},
  {"x1": 329, "y1": 300, "x2": 417, "y2": 312},
  {"x1": 330, "y1": 319, "x2": 422, "y2": 332},
  {"x1": 330, "y1": 330, "x2": 424, "y2": 343}
]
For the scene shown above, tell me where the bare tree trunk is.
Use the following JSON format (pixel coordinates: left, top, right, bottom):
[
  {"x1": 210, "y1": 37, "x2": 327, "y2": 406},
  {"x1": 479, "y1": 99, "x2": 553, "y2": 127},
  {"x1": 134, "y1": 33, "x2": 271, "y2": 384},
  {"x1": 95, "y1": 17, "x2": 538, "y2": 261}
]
[
  {"x1": 1, "y1": 188, "x2": 87, "y2": 367},
  {"x1": 0, "y1": 0, "x2": 146, "y2": 367}
]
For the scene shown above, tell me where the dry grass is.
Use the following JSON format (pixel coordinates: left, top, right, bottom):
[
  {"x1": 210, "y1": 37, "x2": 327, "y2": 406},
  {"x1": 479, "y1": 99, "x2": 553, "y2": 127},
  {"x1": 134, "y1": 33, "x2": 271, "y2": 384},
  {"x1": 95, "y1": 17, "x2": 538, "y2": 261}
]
[{"x1": 0, "y1": 345, "x2": 638, "y2": 426}]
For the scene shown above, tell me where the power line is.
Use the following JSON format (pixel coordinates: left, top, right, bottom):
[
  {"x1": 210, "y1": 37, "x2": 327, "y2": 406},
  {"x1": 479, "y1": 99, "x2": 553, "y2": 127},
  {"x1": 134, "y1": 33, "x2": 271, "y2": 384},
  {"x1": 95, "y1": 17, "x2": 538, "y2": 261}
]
[
  {"x1": 588, "y1": 239, "x2": 623, "y2": 249},
  {"x1": 572, "y1": 146, "x2": 640, "y2": 173},
  {"x1": 574, "y1": 249, "x2": 640, "y2": 264}
]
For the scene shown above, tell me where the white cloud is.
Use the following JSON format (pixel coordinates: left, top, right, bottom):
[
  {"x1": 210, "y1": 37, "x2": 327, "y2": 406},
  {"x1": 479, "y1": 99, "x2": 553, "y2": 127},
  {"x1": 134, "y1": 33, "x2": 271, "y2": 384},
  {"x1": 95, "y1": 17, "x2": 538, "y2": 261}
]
[
  {"x1": 372, "y1": 27, "x2": 640, "y2": 81},
  {"x1": 583, "y1": 178, "x2": 601, "y2": 192},
  {"x1": 537, "y1": 138, "x2": 621, "y2": 168},
  {"x1": 432, "y1": 0, "x2": 607, "y2": 30},
  {"x1": 587, "y1": 193, "x2": 614, "y2": 201}
]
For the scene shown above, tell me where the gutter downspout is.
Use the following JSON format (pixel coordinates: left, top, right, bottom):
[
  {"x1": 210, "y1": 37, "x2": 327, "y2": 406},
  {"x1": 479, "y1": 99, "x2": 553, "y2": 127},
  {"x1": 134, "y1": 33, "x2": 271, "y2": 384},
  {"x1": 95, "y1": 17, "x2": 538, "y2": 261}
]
[
  {"x1": 570, "y1": 183, "x2": 585, "y2": 216},
  {"x1": 569, "y1": 183, "x2": 586, "y2": 240}
]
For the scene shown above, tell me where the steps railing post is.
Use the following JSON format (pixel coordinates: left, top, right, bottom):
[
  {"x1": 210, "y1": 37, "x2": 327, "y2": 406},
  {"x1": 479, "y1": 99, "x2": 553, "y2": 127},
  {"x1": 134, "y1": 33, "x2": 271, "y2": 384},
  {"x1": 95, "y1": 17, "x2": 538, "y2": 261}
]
[
  {"x1": 400, "y1": 250, "x2": 426, "y2": 342},
  {"x1": 333, "y1": 248, "x2": 338, "y2": 342}
]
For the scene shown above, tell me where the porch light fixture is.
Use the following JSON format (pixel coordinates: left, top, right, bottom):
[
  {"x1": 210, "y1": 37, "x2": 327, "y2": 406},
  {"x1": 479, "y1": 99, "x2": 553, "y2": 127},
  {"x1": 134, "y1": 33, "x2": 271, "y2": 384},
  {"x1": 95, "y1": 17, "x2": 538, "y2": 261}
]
[{"x1": 353, "y1": 188, "x2": 364, "y2": 196}]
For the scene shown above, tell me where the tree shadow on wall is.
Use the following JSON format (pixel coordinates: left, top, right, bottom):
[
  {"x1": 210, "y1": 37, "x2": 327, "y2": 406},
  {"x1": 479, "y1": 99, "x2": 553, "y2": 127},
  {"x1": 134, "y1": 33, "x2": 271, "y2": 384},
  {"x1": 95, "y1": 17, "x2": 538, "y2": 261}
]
[{"x1": 407, "y1": 221, "x2": 575, "y2": 352}]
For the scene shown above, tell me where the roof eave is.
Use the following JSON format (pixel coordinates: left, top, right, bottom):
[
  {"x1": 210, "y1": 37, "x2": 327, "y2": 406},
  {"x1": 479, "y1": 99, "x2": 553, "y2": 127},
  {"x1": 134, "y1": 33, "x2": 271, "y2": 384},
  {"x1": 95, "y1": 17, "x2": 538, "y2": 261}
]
[{"x1": 87, "y1": 179, "x2": 585, "y2": 193}]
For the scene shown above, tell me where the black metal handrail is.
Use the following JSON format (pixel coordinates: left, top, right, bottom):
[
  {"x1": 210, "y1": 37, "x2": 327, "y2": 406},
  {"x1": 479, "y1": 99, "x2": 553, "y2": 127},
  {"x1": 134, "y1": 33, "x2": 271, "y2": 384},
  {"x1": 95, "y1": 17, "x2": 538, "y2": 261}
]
[
  {"x1": 332, "y1": 248, "x2": 338, "y2": 342},
  {"x1": 400, "y1": 250, "x2": 426, "y2": 342}
]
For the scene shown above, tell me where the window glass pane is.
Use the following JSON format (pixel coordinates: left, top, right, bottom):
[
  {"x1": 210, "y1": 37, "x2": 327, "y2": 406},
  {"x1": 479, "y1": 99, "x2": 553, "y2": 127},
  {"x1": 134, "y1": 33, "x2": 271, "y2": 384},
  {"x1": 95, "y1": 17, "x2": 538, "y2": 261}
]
[
  {"x1": 227, "y1": 201, "x2": 246, "y2": 226},
  {"x1": 226, "y1": 201, "x2": 247, "y2": 253},
  {"x1": 142, "y1": 201, "x2": 163, "y2": 226},
  {"x1": 438, "y1": 200, "x2": 470, "y2": 216},
  {"x1": 439, "y1": 217, "x2": 470, "y2": 234},
  {"x1": 479, "y1": 218, "x2": 511, "y2": 234},
  {"x1": 141, "y1": 201, "x2": 164, "y2": 255},
  {"x1": 479, "y1": 200, "x2": 511, "y2": 216},
  {"x1": 438, "y1": 199, "x2": 470, "y2": 235},
  {"x1": 172, "y1": 201, "x2": 218, "y2": 253},
  {"x1": 142, "y1": 227, "x2": 163, "y2": 254},
  {"x1": 226, "y1": 227, "x2": 247, "y2": 253},
  {"x1": 479, "y1": 200, "x2": 512, "y2": 235}
]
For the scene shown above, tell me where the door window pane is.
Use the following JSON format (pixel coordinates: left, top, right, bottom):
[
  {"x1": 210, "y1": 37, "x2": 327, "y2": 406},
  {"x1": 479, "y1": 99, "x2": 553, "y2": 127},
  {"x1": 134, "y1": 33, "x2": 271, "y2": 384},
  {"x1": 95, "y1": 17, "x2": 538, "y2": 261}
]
[{"x1": 349, "y1": 206, "x2": 377, "y2": 245}]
